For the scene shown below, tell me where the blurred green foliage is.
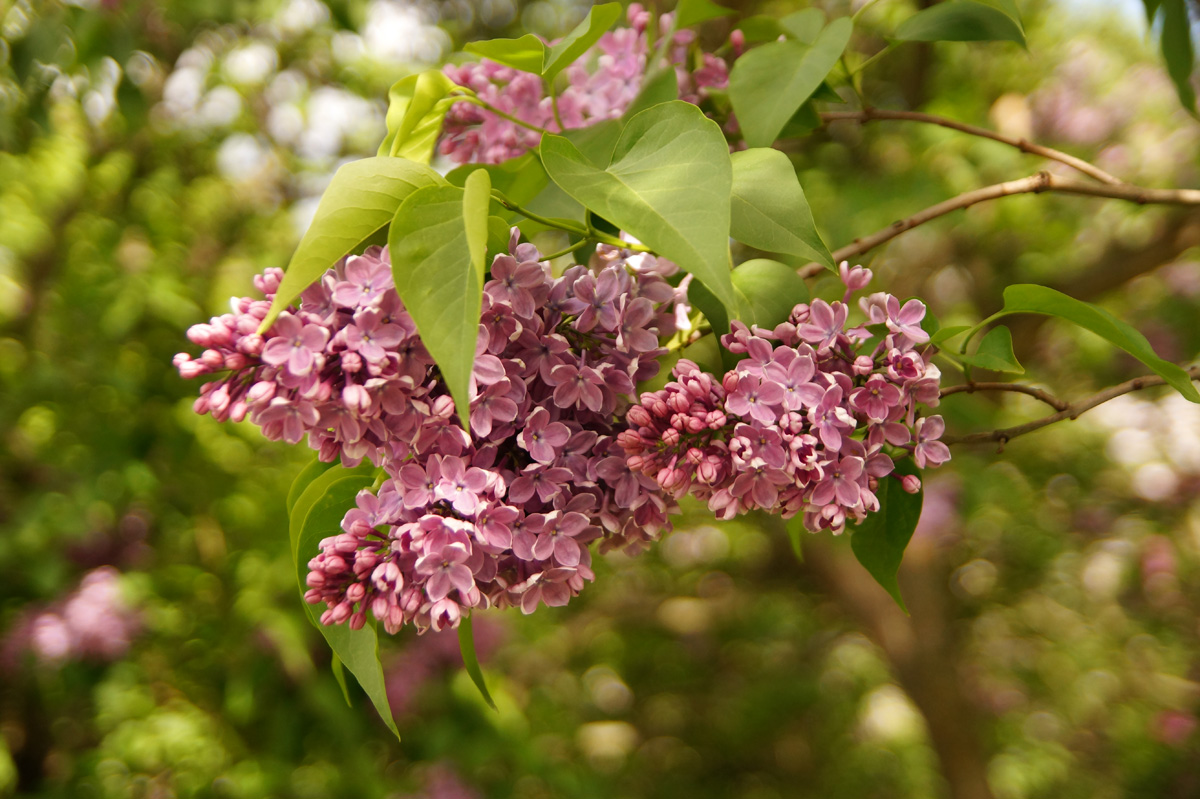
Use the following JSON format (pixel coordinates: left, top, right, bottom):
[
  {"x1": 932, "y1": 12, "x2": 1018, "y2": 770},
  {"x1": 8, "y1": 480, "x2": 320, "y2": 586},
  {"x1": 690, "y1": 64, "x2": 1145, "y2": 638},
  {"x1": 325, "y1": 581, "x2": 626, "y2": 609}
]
[{"x1": 1, "y1": 0, "x2": 1199, "y2": 797}]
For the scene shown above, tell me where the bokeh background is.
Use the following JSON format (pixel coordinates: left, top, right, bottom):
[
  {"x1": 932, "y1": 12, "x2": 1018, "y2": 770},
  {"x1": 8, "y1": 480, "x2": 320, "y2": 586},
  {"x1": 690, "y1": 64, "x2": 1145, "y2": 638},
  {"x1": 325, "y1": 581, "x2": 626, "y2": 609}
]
[{"x1": 3, "y1": 0, "x2": 1200, "y2": 796}]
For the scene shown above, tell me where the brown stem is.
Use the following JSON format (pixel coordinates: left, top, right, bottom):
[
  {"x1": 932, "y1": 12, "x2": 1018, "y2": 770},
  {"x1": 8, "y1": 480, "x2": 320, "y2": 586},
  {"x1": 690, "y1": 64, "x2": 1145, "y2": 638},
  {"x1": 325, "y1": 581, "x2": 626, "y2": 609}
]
[
  {"x1": 801, "y1": 172, "x2": 1200, "y2": 277},
  {"x1": 943, "y1": 366, "x2": 1200, "y2": 446},
  {"x1": 820, "y1": 109, "x2": 1122, "y2": 185},
  {"x1": 939, "y1": 382, "x2": 1069, "y2": 412}
]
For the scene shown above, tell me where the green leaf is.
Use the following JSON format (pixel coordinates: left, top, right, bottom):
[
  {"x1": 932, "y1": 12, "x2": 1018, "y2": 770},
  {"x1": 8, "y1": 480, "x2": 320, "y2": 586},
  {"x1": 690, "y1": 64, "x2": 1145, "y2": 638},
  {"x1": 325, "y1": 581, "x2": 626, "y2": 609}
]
[
  {"x1": 544, "y1": 3, "x2": 623, "y2": 81},
  {"x1": 729, "y1": 17, "x2": 854, "y2": 148},
  {"x1": 331, "y1": 654, "x2": 351, "y2": 706},
  {"x1": 928, "y1": 324, "x2": 972, "y2": 347},
  {"x1": 971, "y1": 0, "x2": 1025, "y2": 30},
  {"x1": 289, "y1": 466, "x2": 398, "y2": 738},
  {"x1": 730, "y1": 148, "x2": 833, "y2": 268},
  {"x1": 784, "y1": 515, "x2": 806, "y2": 562},
  {"x1": 458, "y1": 614, "x2": 497, "y2": 710},
  {"x1": 675, "y1": 0, "x2": 735, "y2": 28},
  {"x1": 1161, "y1": 0, "x2": 1197, "y2": 113},
  {"x1": 780, "y1": 8, "x2": 825, "y2": 43},
  {"x1": 259, "y1": 157, "x2": 445, "y2": 332},
  {"x1": 464, "y1": 34, "x2": 547, "y2": 74},
  {"x1": 729, "y1": 259, "x2": 811, "y2": 329},
  {"x1": 737, "y1": 15, "x2": 786, "y2": 43},
  {"x1": 287, "y1": 456, "x2": 336, "y2": 516},
  {"x1": 850, "y1": 462, "x2": 923, "y2": 612},
  {"x1": 957, "y1": 325, "x2": 1024, "y2": 373},
  {"x1": 448, "y1": 154, "x2": 548, "y2": 208},
  {"x1": 540, "y1": 101, "x2": 737, "y2": 312},
  {"x1": 995, "y1": 284, "x2": 1200, "y2": 402},
  {"x1": 377, "y1": 70, "x2": 462, "y2": 163},
  {"x1": 560, "y1": 118, "x2": 626, "y2": 169},
  {"x1": 388, "y1": 173, "x2": 491, "y2": 431},
  {"x1": 894, "y1": 1, "x2": 1026, "y2": 46},
  {"x1": 487, "y1": 215, "x2": 513, "y2": 261}
]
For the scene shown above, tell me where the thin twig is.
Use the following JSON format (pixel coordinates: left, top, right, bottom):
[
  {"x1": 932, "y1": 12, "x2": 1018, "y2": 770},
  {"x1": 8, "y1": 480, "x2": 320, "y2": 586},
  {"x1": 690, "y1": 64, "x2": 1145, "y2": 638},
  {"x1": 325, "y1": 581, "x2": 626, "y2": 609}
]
[
  {"x1": 942, "y1": 366, "x2": 1200, "y2": 446},
  {"x1": 939, "y1": 382, "x2": 1069, "y2": 411},
  {"x1": 801, "y1": 171, "x2": 1200, "y2": 277},
  {"x1": 820, "y1": 109, "x2": 1122, "y2": 185}
]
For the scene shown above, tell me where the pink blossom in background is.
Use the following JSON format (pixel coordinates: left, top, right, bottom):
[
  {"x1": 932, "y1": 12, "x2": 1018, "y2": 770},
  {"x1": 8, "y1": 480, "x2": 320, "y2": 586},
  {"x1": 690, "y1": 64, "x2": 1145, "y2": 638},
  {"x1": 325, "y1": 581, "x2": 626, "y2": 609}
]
[
  {"x1": 4, "y1": 567, "x2": 141, "y2": 667},
  {"x1": 439, "y1": 4, "x2": 734, "y2": 165}
]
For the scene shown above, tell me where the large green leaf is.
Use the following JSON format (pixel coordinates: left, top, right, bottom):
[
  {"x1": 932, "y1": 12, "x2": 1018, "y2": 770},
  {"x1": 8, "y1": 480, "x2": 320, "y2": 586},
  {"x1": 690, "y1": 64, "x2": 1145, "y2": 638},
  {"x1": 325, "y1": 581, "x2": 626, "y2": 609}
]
[
  {"x1": 464, "y1": 34, "x2": 548, "y2": 73},
  {"x1": 730, "y1": 148, "x2": 833, "y2": 268},
  {"x1": 259, "y1": 158, "x2": 445, "y2": 332},
  {"x1": 289, "y1": 465, "x2": 399, "y2": 739},
  {"x1": 729, "y1": 17, "x2": 853, "y2": 148},
  {"x1": 287, "y1": 456, "x2": 336, "y2": 516},
  {"x1": 623, "y1": 67, "x2": 680, "y2": 119},
  {"x1": 894, "y1": 1, "x2": 1026, "y2": 46},
  {"x1": 544, "y1": 3, "x2": 623, "y2": 81},
  {"x1": 956, "y1": 325, "x2": 1023, "y2": 374},
  {"x1": 850, "y1": 462, "x2": 924, "y2": 612},
  {"x1": 675, "y1": 0, "x2": 735, "y2": 28},
  {"x1": 989, "y1": 284, "x2": 1200, "y2": 402},
  {"x1": 377, "y1": 70, "x2": 462, "y2": 163},
  {"x1": 1161, "y1": 0, "x2": 1197, "y2": 113},
  {"x1": 539, "y1": 101, "x2": 737, "y2": 312},
  {"x1": 388, "y1": 171, "x2": 491, "y2": 429},
  {"x1": 458, "y1": 615, "x2": 498, "y2": 710}
]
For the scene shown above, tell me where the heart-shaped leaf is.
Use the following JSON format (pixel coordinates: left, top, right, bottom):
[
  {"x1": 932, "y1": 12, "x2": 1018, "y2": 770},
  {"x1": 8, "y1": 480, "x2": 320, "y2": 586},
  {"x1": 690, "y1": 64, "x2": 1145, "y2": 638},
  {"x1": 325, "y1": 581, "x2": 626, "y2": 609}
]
[
  {"x1": 544, "y1": 3, "x2": 623, "y2": 81},
  {"x1": 540, "y1": 101, "x2": 737, "y2": 313},
  {"x1": 388, "y1": 170, "x2": 492, "y2": 430},
  {"x1": 259, "y1": 158, "x2": 445, "y2": 332},
  {"x1": 730, "y1": 148, "x2": 833, "y2": 268},
  {"x1": 729, "y1": 17, "x2": 853, "y2": 147},
  {"x1": 894, "y1": 0, "x2": 1026, "y2": 46},
  {"x1": 850, "y1": 463, "x2": 924, "y2": 612},
  {"x1": 957, "y1": 325, "x2": 1024, "y2": 373}
]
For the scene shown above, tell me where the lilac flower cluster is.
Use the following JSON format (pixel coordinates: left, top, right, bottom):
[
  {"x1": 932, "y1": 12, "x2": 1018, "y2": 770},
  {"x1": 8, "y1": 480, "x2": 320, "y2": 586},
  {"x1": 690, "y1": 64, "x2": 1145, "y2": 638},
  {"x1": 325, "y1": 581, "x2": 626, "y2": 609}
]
[
  {"x1": 440, "y1": 4, "x2": 730, "y2": 165},
  {"x1": 176, "y1": 235, "x2": 682, "y2": 633},
  {"x1": 619, "y1": 264, "x2": 950, "y2": 535}
]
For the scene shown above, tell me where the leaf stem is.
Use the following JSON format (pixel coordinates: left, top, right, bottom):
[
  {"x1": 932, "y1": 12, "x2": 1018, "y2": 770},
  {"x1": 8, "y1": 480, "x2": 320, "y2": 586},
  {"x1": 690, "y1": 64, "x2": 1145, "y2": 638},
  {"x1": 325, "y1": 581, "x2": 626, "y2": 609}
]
[
  {"x1": 939, "y1": 381, "x2": 1069, "y2": 411},
  {"x1": 492, "y1": 191, "x2": 589, "y2": 235},
  {"x1": 541, "y1": 238, "x2": 591, "y2": 260}
]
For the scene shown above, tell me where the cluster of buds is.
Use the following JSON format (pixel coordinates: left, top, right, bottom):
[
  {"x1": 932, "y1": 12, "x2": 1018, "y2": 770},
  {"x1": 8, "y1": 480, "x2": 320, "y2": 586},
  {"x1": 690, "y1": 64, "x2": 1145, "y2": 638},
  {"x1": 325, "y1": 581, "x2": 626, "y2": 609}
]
[
  {"x1": 619, "y1": 264, "x2": 950, "y2": 534},
  {"x1": 176, "y1": 235, "x2": 683, "y2": 632},
  {"x1": 440, "y1": 3, "x2": 731, "y2": 165}
]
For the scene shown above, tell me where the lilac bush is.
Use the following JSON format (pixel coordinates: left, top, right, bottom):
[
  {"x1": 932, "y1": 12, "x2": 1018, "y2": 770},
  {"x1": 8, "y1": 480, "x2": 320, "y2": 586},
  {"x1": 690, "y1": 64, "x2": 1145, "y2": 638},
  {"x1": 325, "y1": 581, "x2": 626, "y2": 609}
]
[
  {"x1": 619, "y1": 265, "x2": 948, "y2": 535},
  {"x1": 176, "y1": 235, "x2": 682, "y2": 633}
]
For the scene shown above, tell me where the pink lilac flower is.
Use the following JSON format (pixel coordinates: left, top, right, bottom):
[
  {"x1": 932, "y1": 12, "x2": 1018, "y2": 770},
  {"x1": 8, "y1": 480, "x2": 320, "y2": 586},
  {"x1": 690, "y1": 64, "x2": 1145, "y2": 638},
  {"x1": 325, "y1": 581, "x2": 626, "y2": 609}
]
[
  {"x1": 620, "y1": 264, "x2": 949, "y2": 535},
  {"x1": 178, "y1": 236, "x2": 682, "y2": 635}
]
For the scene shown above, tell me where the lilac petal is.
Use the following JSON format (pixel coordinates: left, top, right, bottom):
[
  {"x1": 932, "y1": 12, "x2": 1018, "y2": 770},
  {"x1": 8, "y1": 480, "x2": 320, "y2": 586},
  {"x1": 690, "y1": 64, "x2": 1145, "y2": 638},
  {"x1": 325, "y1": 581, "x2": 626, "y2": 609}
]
[{"x1": 554, "y1": 536, "x2": 581, "y2": 567}]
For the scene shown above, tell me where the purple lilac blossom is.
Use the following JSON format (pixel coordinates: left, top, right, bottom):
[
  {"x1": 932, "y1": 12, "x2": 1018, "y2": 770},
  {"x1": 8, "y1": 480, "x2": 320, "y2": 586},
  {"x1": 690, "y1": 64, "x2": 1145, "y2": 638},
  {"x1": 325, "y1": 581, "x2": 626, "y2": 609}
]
[
  {"x1": 619, "y1": 264, "x2": 949, "y2": 535},
  {"x1": 176, "y1": 237, "x2": 683, "y2": 634}
]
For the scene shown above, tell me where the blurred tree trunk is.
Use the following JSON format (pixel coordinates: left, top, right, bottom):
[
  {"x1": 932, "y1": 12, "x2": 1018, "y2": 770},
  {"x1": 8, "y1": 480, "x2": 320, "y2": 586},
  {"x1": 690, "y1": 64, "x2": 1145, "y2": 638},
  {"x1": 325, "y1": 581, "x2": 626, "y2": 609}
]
[{"x1": 802, "y1": 534, "x2": 995, "y2": 799}]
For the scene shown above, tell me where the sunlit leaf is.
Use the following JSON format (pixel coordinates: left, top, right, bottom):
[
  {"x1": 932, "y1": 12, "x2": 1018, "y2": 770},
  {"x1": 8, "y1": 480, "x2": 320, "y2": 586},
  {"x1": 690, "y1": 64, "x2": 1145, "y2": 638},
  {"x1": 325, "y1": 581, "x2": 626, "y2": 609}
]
[
  {"x1": 544, "y1": 3, "x2": 623, "y2": 81},
  {"x1": 464, "y1": 34, "x2": 547, "y2": 73},
  {"x1": 377, "y1": 70, "x2": 462, "y2": 163},
  {"x1": 729, "y1": 17, "x2": 853, "y2": 147},
  {"x1": 388, "y1": 171, "x2": 491, "y2": 430},
  {"x1": 259, "y1": 158, "x2": 445, "y2": 332},
  {"x1": 540, "y1": 101, "x2": 737, "y2": 312},
  {"x1": 730, "y1": 148, "x2": 833, "y2": 268}
]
